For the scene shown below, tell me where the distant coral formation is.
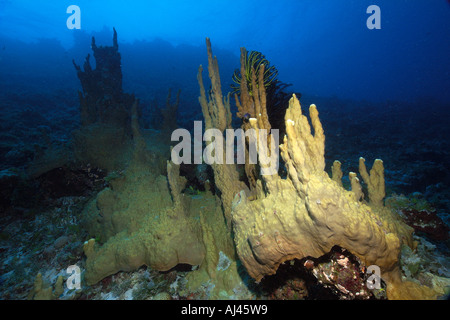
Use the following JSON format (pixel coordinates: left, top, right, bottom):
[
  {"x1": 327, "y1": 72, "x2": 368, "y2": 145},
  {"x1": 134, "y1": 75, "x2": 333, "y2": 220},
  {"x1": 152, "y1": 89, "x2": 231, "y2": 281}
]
[
  {"x1": 72, "y1": 28, "x2": 138, "y2": 171},
  {"x1": 73, "y1": 28, "x2": 135, "y2": 129}
]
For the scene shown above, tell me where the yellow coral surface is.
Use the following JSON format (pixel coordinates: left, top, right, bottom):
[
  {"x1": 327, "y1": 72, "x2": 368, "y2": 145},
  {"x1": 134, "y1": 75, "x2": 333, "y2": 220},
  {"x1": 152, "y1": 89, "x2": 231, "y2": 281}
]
[{"x1": 231, "y1": 95, "x2": 437, "y2": 299}]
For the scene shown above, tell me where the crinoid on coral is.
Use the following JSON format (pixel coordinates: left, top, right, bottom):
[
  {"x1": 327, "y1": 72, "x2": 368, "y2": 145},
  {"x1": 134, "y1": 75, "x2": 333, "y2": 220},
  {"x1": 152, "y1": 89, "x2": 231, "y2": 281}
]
[
  {"x1": 233, "y1": 48, "x2": 298, "y2": 148},
  {"x1": 231, "y1": 50, "x2": 278, "y2": 97}
]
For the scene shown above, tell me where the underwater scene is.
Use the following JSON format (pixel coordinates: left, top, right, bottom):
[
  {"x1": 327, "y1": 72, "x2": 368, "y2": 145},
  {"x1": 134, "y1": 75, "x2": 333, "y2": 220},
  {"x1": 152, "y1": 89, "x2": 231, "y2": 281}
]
[{"x1": 0, "y1": 0, "x2": 449, "y2": 304}]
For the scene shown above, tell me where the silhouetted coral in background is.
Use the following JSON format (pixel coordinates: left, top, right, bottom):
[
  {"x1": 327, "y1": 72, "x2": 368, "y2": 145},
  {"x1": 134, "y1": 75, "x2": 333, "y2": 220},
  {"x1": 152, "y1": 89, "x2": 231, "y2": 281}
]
[{"x1": 73, "y1": 28, "x2": 136, "y2": 130}]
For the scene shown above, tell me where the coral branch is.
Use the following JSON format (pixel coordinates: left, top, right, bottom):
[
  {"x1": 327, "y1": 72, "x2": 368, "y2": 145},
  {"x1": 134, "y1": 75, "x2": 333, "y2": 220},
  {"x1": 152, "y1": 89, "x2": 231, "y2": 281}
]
[
  {"x1": 331, "y1": 160, "x2": 343, "y2": 187},
  {"x1": 197, "y1": 38, "x2": 247, "y2": 226},
  {"x1": 359, "y1": 157, "x2": 386, "y2": 207}
]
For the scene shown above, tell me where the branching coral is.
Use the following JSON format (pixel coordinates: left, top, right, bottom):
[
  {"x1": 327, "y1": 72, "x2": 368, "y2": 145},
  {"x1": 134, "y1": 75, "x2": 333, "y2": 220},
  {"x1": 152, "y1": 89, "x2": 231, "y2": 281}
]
[
  {"x1": 359, "y1": 157, "x2": 385, "y2": 207},
  {"x1": 199, "y1": 43, "x2": 414, "y2": 299},
  {"x1": 28, "y1": 273, "x2": 64, "y2": 300},
  {"x1": 79, "y1": 37, "x2": 444, "y2": 300},
  {"x1": 197, "y1": 38, "x2": 248, "y2": 226}
]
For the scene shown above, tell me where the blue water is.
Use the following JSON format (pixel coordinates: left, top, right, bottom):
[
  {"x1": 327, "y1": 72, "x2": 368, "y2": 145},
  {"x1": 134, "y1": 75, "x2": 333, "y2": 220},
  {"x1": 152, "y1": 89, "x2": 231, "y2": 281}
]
[{"x1": 0, "y1": 0, "x2": 449, "y2": 103}]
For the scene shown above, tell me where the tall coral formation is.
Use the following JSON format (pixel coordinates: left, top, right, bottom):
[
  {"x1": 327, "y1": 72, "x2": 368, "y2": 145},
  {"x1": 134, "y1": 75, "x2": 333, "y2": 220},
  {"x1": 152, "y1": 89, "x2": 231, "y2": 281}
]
[
  {"x1": 160, "y1": 88, "x2": 181, "y2": 145},
  {"x1": 77, "y1": 32, "x2": 206, "y2": 284},
  {"x1": 79, "y1": 37, "x2": 444, "y2": 300},
  {"x1": 82, "y1": 136, "x2": 247, "y2": 297},
  {"x1": 73, "y1": 28, "x2": 135, "y2": 129},
  {"x1": 198, "y1": 39, "x2": 232, "y2": 132},
  {"x1": 167, "y1": 154, "x2": 187, "y2": 205},
  {"x1": 197, "y1": 38, "x2": 248, "y2": 226},
  {"x1": 72, "y1": 28, "x2": 137, "y2": 171}
]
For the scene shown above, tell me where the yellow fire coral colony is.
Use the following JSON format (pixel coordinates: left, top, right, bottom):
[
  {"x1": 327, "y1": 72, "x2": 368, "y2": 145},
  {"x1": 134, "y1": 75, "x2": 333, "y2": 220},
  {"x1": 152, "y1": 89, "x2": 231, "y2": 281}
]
[
  {"x1": 199, "y1": 38, "x2": 439, "y2": 299},
  {"x1": 81, "y1": 37, "x2": 443, "y2": 299},
  {"x1": 231, "y1": 96, "x2": 432, "y2": 299}
]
